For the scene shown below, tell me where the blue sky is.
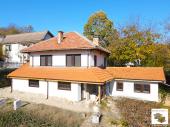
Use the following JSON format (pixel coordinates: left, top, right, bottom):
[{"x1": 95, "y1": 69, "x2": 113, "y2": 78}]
[{"x1": 0, "y1": 0, "x2": 170, "y2": 35}]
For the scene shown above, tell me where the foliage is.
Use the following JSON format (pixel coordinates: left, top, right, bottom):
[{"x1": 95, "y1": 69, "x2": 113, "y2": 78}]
[
  {"x1": 159, "y1": 84, "x2": 170, "y2": 103},
  {"x1": 0, "y1": 24, "x2": 34, "y2": 36},
  {"x1": 108, "y1": 24, "x2": 162, "y2": 66},
  {"x1": 83, "y1": 11, "x2": 118, "y2": 47},
  {"x1": 0, "y1": 102, "x2": 84, "y2": 127},
  {"x1": 0, "y1": 44, "x2": 3, "y2": 61},
  {"x1": 0, "y1": 68, "x2": 16, "y2": 88},
  {"x1": 115, "y1": 98, "x2": 161, "y2": 126},
  {"x1": 84, "y1": 11, "x2": 170, "y2": 67}
]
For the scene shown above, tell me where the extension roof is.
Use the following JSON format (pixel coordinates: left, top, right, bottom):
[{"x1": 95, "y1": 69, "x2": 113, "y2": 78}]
[{"x1": 8, "y1": 64, "x2": 165, "y2": 84}]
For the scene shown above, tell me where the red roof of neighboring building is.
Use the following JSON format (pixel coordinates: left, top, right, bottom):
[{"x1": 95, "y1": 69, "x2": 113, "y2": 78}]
[{"x1": 21, "y1": 32, "x2": 110, "y2": 53}]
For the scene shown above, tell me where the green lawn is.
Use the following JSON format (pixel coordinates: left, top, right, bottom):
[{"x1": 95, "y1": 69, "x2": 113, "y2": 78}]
[{"x1": 0, "y1": 99, "x2": 85, "y2": 127}]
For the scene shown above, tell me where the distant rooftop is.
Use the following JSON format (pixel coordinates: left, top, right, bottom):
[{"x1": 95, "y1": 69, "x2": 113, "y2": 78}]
[{"x1": 2, "y1": 31, "x2": 53, "y2": 44}]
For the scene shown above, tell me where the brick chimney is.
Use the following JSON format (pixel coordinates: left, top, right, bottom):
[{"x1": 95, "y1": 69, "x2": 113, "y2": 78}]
[
  {"x1": 57, "y1": 31, "x2": 64, "y2": 44},
  {"x1": 93, "y1": 37, "x2": 99, "y2": 46}
]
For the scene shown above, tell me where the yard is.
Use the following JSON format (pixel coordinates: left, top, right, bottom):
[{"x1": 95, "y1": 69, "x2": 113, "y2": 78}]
[
  {"x1": 110, "y1": 98, "x2": 170, "y2": 127},
  {"x1": 0, "y1": 98, "x2": 86, "y2": 127}
]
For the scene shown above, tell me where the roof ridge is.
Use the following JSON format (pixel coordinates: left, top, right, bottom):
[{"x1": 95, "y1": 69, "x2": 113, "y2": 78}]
[{"x1": 5, "y1": 31, "x2": 49, "y2": 37}]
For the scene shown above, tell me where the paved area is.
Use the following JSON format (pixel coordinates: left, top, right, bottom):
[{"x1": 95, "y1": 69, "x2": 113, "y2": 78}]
[{"x1": 0, "y1": 87, "x2": 93, "y2": 112}]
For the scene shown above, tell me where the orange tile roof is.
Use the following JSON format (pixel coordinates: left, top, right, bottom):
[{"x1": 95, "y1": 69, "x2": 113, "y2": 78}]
[
  {"x1": 106, "y1": 67, "x2": 165, "y2": 81},
  {"x1": 8, "y1": 64, "x2": 165, "y2": 84},
  {"x1": 8, "y1": 63, "x2": 113, "y2": 84},
  {"x1": 21, "y1": 32, "x2": 110, "y2": 53}
]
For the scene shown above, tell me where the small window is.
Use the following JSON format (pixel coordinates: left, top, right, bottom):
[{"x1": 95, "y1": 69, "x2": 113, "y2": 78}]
[
  {"x1": 40, "y1": 55, "x2": 52, "y2": 66},
  {"x1": 143, "y1": 84, "x2": 150, "y2": 93},
  {"x1": 6, "y1": 45, "x2": 11, "y2": 51},
  {"x1": 134, "y1": 84, "x2": 150, "y2": 93},
  {"x1": 66, "y1": 54, "x2": 81, "y2": 67},
  {"x1": 116, "y1": 82, "x2": 123, "y2": 91},
  {"x1": 58, "y1": 82, "x2": 71, "y2": 90},
  {"x1": 29, "y1": 80, "x2": 39, "y2": 87},
  {"x1": 94, "y1": 55, "x2": 97, "y2": 66}
]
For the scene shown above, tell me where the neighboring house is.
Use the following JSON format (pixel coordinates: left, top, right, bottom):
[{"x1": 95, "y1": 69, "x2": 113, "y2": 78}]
[
  {"x1": 8, "y1": 31, "x2": 166, "y2": 102},
  {"x1": 1, "y1": 31, "x2": 53, "y2": 68}
]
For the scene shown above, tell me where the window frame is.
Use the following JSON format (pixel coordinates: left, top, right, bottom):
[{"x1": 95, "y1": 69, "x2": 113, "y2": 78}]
[
  {"x1": 29, "y1": 80, "x2": 39, "y2": 88},
  {"x1": 6, "y1": 45, "x2": 11, "y2": 51},
  {"x1": 66, "y1": 54, "x2": 81, "y2": 67},
  {"x1": 94, "y1": 55, "x2": 97, "y2": 67},
  {"x1": 134, "y1": 83, "x2": 150, "y2": 93},
  {"x1": 40, "y1": 55, "x2": 52, "y2": 66},
  {"x1": 116, "y1": 82, "x2": 123, "y2": 91},
  {"x1": 58, "y1": 81, "x2": 71, "y2": 91},
  {"x1": 104, "y1": 57, "x2": 107, "y2": 67}
]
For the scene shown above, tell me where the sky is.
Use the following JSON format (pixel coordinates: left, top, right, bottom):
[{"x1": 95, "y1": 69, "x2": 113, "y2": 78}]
[{"x1": 0, "y1": 0, "x2": 170, "y2": 35}]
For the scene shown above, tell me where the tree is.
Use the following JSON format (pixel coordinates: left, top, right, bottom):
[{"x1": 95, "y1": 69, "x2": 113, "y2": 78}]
[
  {"x1": 0, "y1": 24, "x2": 34, "y2": 36},
  {"x1": 108, "y1": 23, "x2": 160, "y2": 66},
  {"x1": 83, "y1": 11, "x2": 118, "y2": 47}
]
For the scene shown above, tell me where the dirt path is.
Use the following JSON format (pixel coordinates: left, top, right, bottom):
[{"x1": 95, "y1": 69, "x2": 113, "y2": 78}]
[
  {"x1": 81, "y1": 97, "x2": 121, "y2": 127},
  {"x1": 0, "y1": 87, "x2": 92, "y2": 113}
]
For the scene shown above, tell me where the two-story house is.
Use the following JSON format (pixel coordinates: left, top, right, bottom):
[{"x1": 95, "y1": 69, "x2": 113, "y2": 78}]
[
  {"x1": 1, "y1": 31, "x2": 53, "y2": 68},
  {"x1": 8, "y1": 31, "x2": 165, "y2": 102}
]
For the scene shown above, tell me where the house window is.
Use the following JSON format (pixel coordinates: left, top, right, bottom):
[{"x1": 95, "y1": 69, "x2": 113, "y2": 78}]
[
  {"x1": 134, "y1": 84, "x2": 150, "y2": 93},
  {"x1": 29, "y1": 80, "x2": 39, "y2": 87},
  {"x1": 40, "y1": 55, "x2": 52, "y2": 66},
  {"x1": 94, "y1": 55, "x2": 97, "y2": 66},
  {"x1": 6, "y1": 45, "x2": 11, "y2": 51},
  {"x1": 104, "y1": 57, "x2": 107, "y2": 67},
  {"x1": 58, "y1": 82, "x2": 71, "y2": 90},
  {"x1": 66, "y1": 54, "x2": 81, "y2": 67},
  {"x1": 116, "y1": 82, "x2": 123, "y2": 91}
]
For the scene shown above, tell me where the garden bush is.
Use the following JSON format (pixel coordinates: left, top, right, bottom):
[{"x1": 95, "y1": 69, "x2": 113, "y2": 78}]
[{"x1": 115, "y1": 98, "x2": 161, "y2": 127}]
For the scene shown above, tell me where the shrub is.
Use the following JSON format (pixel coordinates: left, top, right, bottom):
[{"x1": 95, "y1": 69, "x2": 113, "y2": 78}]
[{"x1": 115, "y1": 98, "x2": 160, "y2": 126}]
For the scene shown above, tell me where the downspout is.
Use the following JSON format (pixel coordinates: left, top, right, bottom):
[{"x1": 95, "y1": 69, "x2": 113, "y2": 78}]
[
  {"x1": 87, "y1": 50, "x2": 91, "y2": 68},
  {"x1": 46, "y1": 80, "x2": 49, "y2": 99},
  {"x1": 87, "y1": 52, "x2": 89, "y2": 68},
  {"x1": 10, "y1": 78, "x2": 13, "y2": 93}
]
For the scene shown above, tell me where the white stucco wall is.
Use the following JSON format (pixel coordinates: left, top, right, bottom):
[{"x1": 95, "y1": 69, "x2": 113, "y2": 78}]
[
  {"x1": 109, "y1": 80, "x2": 159, "y2": 102},
  {"x1": 12, "y1": 79, "x2": 47, "y2": 94},
  {"x1": 90, "y1": 50, "x2": 106, "y2": 67},
  {"x1": 12, "y1": 79, "x2": 81, "y2": 101},
  {"x1": 30, "y1": 50, "x2": 107, "y2": 67}
]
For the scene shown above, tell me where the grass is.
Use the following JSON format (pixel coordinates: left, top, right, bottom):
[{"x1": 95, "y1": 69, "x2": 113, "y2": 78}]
[
  {"x1": 115, "y1": 98, "x2": 170, "y2": 127},
  {"x1": 0, "y1": 68, "x2": 15, "y2": 88},
  {"x1": 0, "y1": 99, "x2": 85, "y2": 127}
]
